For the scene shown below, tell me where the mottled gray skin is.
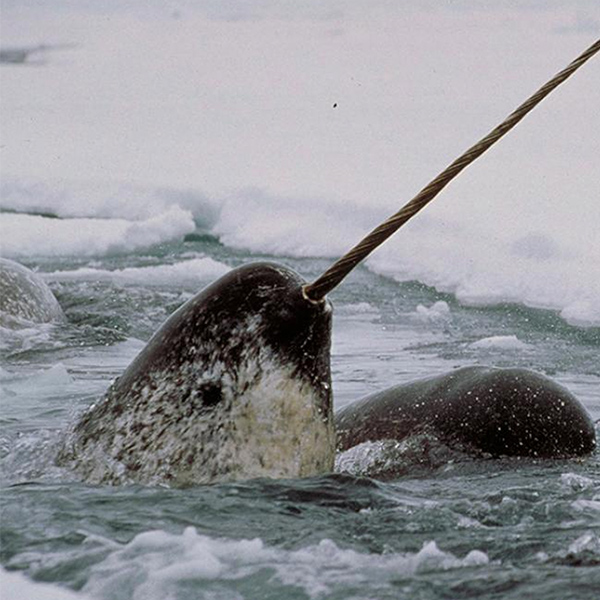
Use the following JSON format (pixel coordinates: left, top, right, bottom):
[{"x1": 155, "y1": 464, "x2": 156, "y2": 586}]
[
  {"x1": 0, "y1": 258, "x2": 64, "y2": 325},
  {"x1": 336, "y1": 367, "x2": 596, "y2": 458},
  {"x1": 58, "y1": 263, "x2": 336, "y2": 486}
]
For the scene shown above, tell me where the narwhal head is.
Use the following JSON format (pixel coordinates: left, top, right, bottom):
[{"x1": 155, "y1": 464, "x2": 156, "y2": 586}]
[{"x1": 65, "y1": 262, "x2": 336, "y2": 485}]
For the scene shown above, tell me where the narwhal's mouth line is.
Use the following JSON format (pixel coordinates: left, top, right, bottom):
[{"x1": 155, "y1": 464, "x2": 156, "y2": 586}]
[{"x1": 302, "y1": 285, "x2": 327, "y2": 306}]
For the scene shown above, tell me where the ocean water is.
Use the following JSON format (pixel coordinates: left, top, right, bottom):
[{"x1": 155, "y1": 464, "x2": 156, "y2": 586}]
[{"x1": 1, "y1": 2, "x2": 600, "y2": 599}]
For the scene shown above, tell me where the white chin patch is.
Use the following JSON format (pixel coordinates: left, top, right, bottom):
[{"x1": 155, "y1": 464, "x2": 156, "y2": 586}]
[{"x1": 63, "y1": 350, "x2": 335, "y2": 486}]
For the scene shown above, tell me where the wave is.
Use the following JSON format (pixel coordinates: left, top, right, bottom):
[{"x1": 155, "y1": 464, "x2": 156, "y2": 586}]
[
  {"x1": 363, "y1": 217, "x2": 600, "y2": 328},
  {"x1": 0, "y1": 567, "x2": 89, "y2": 600},
  {"x1": 2, "y1": 177, "x2": 599, "y2": 327},
  {"x1": 214, "y1": 192, "x2": 600, "y2": 327},
  {"x1": 0, "y1": 207, "x2": 195, "y2": 258},
  {"x1": 3, "y1": 526, "x2": 488, "y2": 600},
  {"x1": 44, "y1": 257, "x2": 230, "y2": 286},
  {"x1": 213, "y1": 188, "x2": 378, "y2": 258},
  {"x1": 0, "y1": 178, "x2": 219, "y2": 225}
]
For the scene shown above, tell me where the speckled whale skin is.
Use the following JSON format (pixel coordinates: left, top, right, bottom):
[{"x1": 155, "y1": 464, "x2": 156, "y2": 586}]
[
  {"x1": 336, "y1": 366, "x2": 596, "y2": 459},
  {"x1": 0, "y1": 258, "x2": 64, "y2": 325},
  {"x1": 58, "y1": 262, "x2": 335, "y2": 486}
]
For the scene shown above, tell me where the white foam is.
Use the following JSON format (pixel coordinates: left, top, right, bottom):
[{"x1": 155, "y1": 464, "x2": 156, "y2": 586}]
[
  {"x1": 0, "y1": 567, "x2": 89, "y2": 600},
  {"x1": 365, "y1": 218, "x2": 600, "y2": 328},
  {"x1": 79, "y1": 526, "x2": 489, "y2": 599},
  {"x1": 0, "y1": 178, "x2": 219, "y2": 224},
  {"x1": 336, "y1": 302, "x2": 379, "y2": 316},
  {"x1": 335, "y1": 440, "x2": 392, "y2": 477},
  {"x1": 0, "y1": 323, "x2": 54, "y2": 354},
  {"x1": 213, "y1": 192, "x2": 369, "y2": 258},
  {"x1": 27, "y1": 363, "x2": 73, "y2": 388},
  {"x1": 334, "y1": 434, "x2": 468, "y2": 480},
  {"x1": 560, "y1": 300, "x2": 600, "y2": 328},
  {"x1": 468, "y1": 335, "x2": 530, "y2": 351},
  {"x1": 567, "y1": 533, "x2": 600, "y2": 555},
  {"x1": 0, "y1": 207, "x2": 195, "y2": 258},
  {"x1": 571, "y1": 500, "x2": 600, "y2": 512},
  {"x1": 45, "y1": 258, "x2": 230, "y2": 286},
  {"x1": 560, "y1": 472, "x2": 595, "y2": 491},
  {"x1": 1, "y1": 364, "x2": 74, "y2": 398},
  {"x1": 415, "y1": 301, "x2": 451, "y2": 322}
]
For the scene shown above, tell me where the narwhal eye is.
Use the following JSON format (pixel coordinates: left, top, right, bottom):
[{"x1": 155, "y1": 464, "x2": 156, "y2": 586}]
[{"x1": 197, "y1": 381, "x2": 222, "y2": 409}]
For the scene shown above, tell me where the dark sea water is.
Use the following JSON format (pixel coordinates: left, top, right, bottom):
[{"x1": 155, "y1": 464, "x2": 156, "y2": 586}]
[{"x1": 1, "y1": 238, "x2": 599, "y2": 600}]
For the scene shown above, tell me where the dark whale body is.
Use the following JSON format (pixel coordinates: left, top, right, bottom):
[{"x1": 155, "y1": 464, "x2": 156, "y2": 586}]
[
  {"x1": 336, "y1": 366, "x2": 596, "y2": 458},
  {"x1": 58, "y1": 262, "x2": 336, "y2": 485}
]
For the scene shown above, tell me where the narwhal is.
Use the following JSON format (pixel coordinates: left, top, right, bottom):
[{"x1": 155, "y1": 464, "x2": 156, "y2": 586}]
[
  {"x1": 57, "y1": 40, "x2": 599, "y2": 485},
  {"x1": 335, "y1": 367, "x2": 595, "y2": 464},
  {"x1": 0, "y1": 258, "x2": 65, "y2": 326}
]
